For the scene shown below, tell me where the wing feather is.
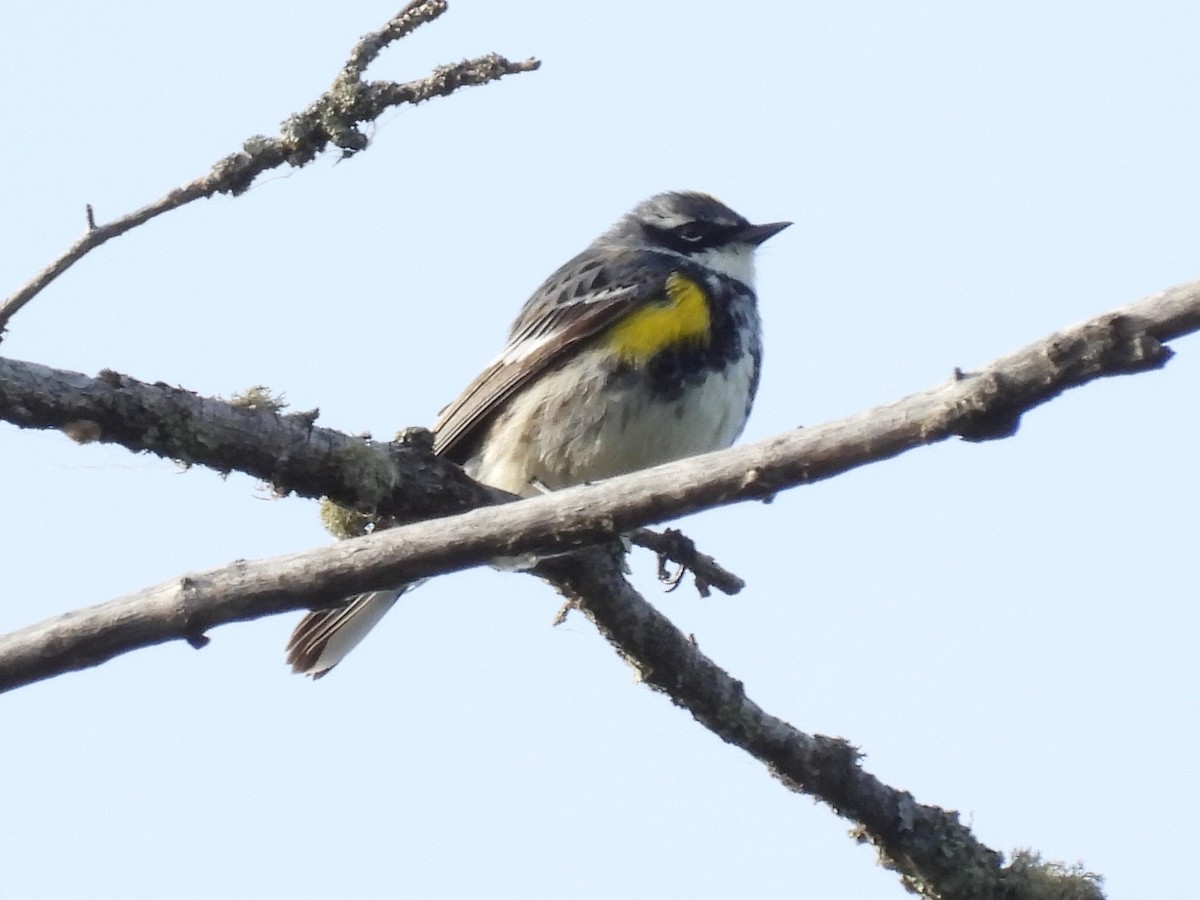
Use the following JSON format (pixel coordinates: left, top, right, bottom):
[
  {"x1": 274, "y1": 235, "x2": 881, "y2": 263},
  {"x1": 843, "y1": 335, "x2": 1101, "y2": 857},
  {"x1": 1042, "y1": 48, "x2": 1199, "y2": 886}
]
[{"x1": 432, "y1": 249, "x2": 675, "y2": 461}]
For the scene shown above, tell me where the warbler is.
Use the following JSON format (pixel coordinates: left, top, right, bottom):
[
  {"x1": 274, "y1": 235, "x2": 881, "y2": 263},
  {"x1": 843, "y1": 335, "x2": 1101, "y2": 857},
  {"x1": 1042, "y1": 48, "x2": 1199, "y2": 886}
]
[{"x1": 286, "y1": 191, "x2": 790, "y2": 677}]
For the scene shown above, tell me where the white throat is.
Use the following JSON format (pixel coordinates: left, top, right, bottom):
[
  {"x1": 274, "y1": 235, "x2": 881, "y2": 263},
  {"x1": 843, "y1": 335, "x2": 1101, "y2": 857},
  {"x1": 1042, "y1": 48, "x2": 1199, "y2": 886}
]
[{"x1": 690, "y1": 243, "x2": 757, "y2": 287}]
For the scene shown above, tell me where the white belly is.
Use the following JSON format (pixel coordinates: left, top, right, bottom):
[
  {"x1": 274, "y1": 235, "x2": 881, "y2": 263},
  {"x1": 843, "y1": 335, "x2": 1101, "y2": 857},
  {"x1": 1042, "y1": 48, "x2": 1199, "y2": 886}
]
[{"x1": 465, "y1": 346, "x2": 757, "y2": 496}]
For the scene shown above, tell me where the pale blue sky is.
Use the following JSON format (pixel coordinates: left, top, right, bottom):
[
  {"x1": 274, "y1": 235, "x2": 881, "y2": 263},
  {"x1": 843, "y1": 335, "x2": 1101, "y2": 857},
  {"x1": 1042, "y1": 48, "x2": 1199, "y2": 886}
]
[{"x1": 2, "y1": 2, "x2": 1198, "y2": 897}]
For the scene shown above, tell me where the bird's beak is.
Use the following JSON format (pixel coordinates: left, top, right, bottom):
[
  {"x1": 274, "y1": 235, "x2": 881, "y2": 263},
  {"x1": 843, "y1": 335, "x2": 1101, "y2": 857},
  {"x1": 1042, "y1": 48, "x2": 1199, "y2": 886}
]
[{"x1": 738, "y1": 220, "x2": 792, "y2": 246}]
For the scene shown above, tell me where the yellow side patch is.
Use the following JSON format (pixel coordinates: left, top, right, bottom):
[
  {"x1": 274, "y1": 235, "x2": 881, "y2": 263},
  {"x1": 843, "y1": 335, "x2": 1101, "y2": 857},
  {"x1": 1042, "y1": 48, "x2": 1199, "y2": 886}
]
[{"x1": 604, "y1": 272, "x2": 712, "y2": 364}]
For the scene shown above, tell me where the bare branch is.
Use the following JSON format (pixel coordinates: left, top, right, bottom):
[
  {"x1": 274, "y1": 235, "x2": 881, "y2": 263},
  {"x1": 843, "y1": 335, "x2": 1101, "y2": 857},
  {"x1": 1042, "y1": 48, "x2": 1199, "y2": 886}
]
[
  {"x1": 2, "y1": 275, "x2": 1197, "y2": 680},
  {"x1": 0, "y1": 358, "x2": 494, "y2": 520},
  {"x1": 1, "y1": 276, "x2": 1172, "y2": 898},
  {"x1": 629, "y1": 527, "x2": 745, "y2": 596},
  {"x1": 0, "y1": 358, "x2": 739, "y2": 597},
  {"x1": 0, "y1": 1, "x2": 538, "y2": 336},
  {"x1": 539, "y1": 556, "x2": 1104, "y2": 900},
  {"x1": 342, "y1": 0, "x2": 449, "y2": 79},
  {"x1": 3, "y1": 276, "x2": 1196, "y2": 556},
  {"x1": 0, "y1": 520, "x2": 1102, "y2": 897}
]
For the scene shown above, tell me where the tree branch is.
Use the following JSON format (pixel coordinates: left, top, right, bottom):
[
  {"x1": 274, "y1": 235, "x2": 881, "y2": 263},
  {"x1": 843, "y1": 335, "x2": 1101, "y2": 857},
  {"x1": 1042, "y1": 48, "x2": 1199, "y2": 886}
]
[
  {"x1": 0, "y1": 496, "x2": 1105, "y2": 898},
  {"x1": 539, "y1": 555, "x2": 1104, "y2": 900},
  {"x1": 3, "y1": 276, "x2": 1196, "y2": 553},
  {"x1": 1, "y1": 278, "x2": 1196, "y2": 896},
  {"x1": 0, "y1": 360, "x2": 747, "y2": 593},
  {"x1": 628, "y1": 526, "x2": 746, "y2": 595},
  {"x1": 0, "y1": 0, "x2": 538, "y2": 337},
  {"x1": 0, "y1": 359, "x2": 489, "y2": 520}
]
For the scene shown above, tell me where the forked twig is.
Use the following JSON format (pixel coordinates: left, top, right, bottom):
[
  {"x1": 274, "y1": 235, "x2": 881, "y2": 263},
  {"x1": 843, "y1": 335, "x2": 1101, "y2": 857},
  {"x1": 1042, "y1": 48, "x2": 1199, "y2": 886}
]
[{"x1": 0, "y1": 0, "x2": 538, "y2": 338}]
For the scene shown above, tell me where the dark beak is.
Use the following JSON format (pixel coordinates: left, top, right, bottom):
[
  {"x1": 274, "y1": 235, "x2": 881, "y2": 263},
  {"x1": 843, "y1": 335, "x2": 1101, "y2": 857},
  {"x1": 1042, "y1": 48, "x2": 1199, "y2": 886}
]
[{"x1": 737, "y1": 220, "x2": 792, "y2": 246}]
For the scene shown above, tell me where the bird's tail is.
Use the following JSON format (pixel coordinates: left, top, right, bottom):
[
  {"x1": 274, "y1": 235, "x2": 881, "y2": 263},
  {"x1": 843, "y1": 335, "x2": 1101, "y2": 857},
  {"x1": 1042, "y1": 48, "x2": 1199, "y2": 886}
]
[{"x1": 285, "y1": 587, "x2": 413, "y2": 678}]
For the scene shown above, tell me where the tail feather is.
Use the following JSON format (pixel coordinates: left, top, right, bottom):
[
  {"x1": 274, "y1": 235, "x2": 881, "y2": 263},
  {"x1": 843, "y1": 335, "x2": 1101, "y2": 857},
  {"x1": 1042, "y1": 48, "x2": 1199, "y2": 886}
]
[{"x1": 286, "y1": 588, "x2": 410, "y2": 678}]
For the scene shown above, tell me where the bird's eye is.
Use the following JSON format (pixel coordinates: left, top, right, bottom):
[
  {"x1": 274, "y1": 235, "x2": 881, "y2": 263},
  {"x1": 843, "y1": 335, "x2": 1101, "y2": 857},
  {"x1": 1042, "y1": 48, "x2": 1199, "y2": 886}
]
[{"x1": 675, "y1": 222, "x2": 712, "y2": 243}]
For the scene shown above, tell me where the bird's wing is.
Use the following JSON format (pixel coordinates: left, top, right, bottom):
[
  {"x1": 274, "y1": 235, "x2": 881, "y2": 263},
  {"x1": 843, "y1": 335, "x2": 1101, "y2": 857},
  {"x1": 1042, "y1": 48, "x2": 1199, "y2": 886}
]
[{"x1": 432, "y1": 249, "x2": 673, "y2": 461}]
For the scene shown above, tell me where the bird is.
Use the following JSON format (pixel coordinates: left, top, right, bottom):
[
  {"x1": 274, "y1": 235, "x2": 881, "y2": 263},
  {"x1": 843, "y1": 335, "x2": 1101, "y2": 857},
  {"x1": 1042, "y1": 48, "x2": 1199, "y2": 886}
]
[{"x1": 286, "y1": 191, "x2": 790, "y2": 677}]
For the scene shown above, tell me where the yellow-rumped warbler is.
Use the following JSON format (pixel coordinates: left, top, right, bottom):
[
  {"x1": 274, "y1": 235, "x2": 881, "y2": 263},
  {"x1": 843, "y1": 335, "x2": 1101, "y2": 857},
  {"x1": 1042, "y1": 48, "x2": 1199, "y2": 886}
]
[{"x1": 286, "y1": 191, "x2": 790, "y2": 677}]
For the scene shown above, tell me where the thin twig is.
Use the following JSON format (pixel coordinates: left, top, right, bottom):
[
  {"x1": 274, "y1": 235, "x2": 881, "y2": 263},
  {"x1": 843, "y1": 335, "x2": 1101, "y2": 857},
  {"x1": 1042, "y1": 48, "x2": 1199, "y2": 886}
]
[
  {"x1": 0, "y1": 2, "x2": 537, "y2": 338},
  {"x1": 629, "y1": 527, "x2": 745, "y2": 596},
  {"x1": 342, "y1": 0, "x2": 447, "y2": 79}
]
